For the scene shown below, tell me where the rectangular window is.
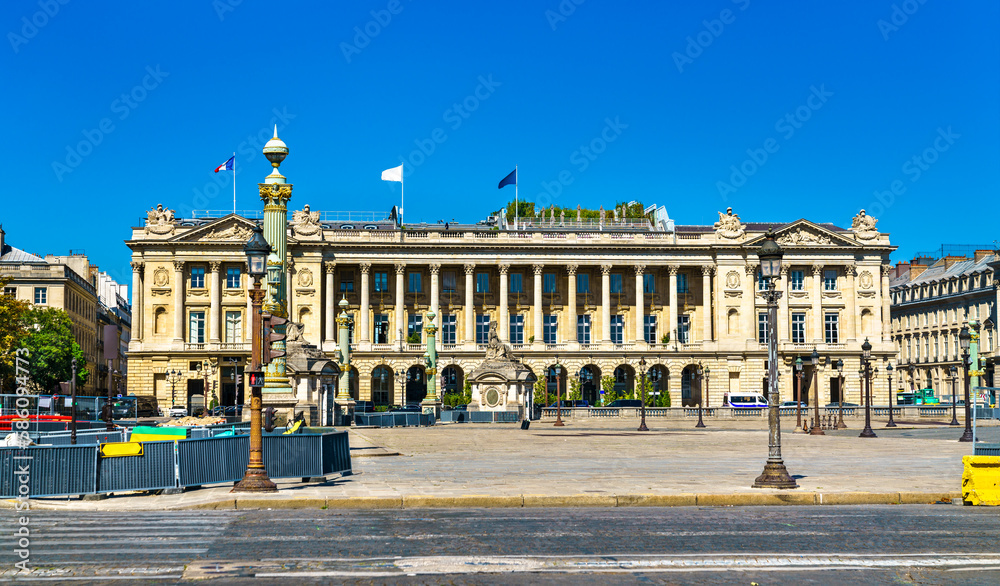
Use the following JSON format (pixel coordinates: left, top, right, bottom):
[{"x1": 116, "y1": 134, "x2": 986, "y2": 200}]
[
  {"x1": 509, "y1": 272, "x2": 523, "y2": 294},
  {"x1": 923, "y1": 313, "x2": 928, "y2": 326},
  {"x1": 3, "y1": 287, "x2": 14, "y2": 297},
  {"x1": 610, "y1": 315, "x2": 624, "y2": 344},
  {"x1": 643, "y1": 274, "x2": 655, "y2": 294},
  {"x1": 643, "y1": 315, "x2": 657, "y2": 343},
  {"x1": 824, "y1": 312, "x2": 839, "y2": 344},
  {"x1": 226, "y1": 267, "x2": 241, "y2": 289},
  {"x1": 339, "y1": 271, "x2": 354, "y2": 292},
  {"x1": 924, "y1": 338, "x2": 929, "y2": 360},
  {"x1": 373, "y1": 314, "x2": 389, "y2": 344},
  {"x1": 758, "y1": 312, "x2": 769, "y2": 344},
  {"x1": 790, "y1": 270, "x2": 804, "y2": 291},
  {"x1": 943, "y1": 336, "x2": 949, "y2": 360},
  {"x1": 824, "y1": 269, "x2": 838, "y2": 291},
  {"x1": 791, "y1": 313, "x2": 806, "y2": 344},
  {"x1": 543, "y1": 314, "x2": 558, "y2": 344},
  {"x1": 443, "y1": 271, "x2": 457, "y2": 292},
  {"x1": 33, "y1": 287, "x2": 46, "y2": 304},
  {"x1": 678, "y1": 315, "x2": 690, "y2": 344},
  {"x1": 475, "y1": 314, "x2": 490, "y2": 343},
  {"x1": 441, "y1": 314, "x2": 456, "y2": 345},
  {"x1": 407, "y1": 315, "x2": 423, "y2": 341},
  {"x1": 476, "y1": 272, "x2": 490, "y2": 294},
  {"x1": 408, "y1": 272, "x2": 422, "y2": 293},
  {"x1": 934, "y1": 338, "x2": 939, "y2": 360},
  {"x1": 577, "y1": 315, "x2": 591, "y2": 344},
  {"x1": 677, "y1": 273, "x2": 688, "y2": 294},
  {"x1": 757, "y1": 270, "x2": 767, "y2": 291},
  {"x1": 610, "y1": 273, "x2": 623, "y2": 294},
  {"x1": 373, "y1": 271, "x2": 388, "y2": 293},
  {"x1": 224, "y1": 311, "x2": 242, "y2": 343},
  {"x1": 577, "y1": 273, "x2": 590, "y2": 294},
  {"x1": 509, "y1": 314, "x2": 524, "y2": 344},
  {"x1": 915, "y1": 338, "x2": 921, "y2": 360},
  {"x1": 543, "y1": 273, "x2": 556, "y2": 294},
  {"x1": 190, "y1": 267, "x2": 205, "y2": 288},
  {"x1": 189, "y1": 311, "x2": 205, "y2": 343}
]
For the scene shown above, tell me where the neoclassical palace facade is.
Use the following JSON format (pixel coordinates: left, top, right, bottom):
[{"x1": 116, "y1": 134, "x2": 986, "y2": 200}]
[{"x1": 125, "y1": 205, "x2": 896, "y2": 413}]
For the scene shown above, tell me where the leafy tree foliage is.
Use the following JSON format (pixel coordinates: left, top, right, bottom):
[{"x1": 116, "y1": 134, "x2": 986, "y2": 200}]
[
  {"x1": 19, "y1": 307, "x2": 88, "y2": 392},
  {"x1": 0, "y1": 279, "x2": 30, "y2": 392}
]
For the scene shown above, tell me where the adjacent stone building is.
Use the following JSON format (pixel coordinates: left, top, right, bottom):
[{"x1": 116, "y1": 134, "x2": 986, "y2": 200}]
[
  {"x1": 125, "y1": 199, "x2": 897, "y2": 416},
  {"x1": 889, "y1": 248, "x2": 998, "y2": 396}
]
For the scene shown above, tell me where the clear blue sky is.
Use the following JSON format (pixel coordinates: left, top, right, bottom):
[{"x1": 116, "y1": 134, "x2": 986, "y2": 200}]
[{"x1": 5, "y1": 0, "x2": 998, "y2": 288}]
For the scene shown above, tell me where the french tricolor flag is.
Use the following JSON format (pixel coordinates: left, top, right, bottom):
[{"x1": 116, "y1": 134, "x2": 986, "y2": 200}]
[{"x1": 214, "y1": 155, "x2": 235, "y2": 173}]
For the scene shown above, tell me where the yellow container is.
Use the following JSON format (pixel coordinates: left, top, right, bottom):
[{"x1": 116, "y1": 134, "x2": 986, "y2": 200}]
[{"x1": 962, "y1": 456, "x2": 1000, "y2": 506}]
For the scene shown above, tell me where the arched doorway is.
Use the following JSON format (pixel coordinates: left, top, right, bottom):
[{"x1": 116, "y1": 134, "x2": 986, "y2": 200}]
[
  {"x1": 648, "y1": 364, "x2": 669, "y2": 406},
  {"x1": 406, "y1": 365, "x2": 426, "y2": 404},
  {"x1": 577, "y1": 365, "x2": 600, "y2": 405},
  {"x1": 371, "y1": 365, "x2": 393, "y2": 406},
  {"x1": 613, "y1": 364, "x2": 634, "y2": 398},
  {"x1": 441, "y1": 365, "x2": 464, "y2": 396},
  {"x1": 545, "y1": 365, "x2": 567, "y2": 405},
  {"x1": 681, "y1": 365, "x2": 701, "y2": 407}
]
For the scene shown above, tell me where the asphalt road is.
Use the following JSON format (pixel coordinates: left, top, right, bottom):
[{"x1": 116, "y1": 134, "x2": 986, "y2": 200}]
[{"x1": 2, "y1": 505, "x2": 1000, "y2": 584}]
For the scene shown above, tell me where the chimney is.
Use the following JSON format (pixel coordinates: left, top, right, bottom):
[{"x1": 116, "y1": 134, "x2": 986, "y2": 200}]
[
  {"x1": 910, "y1": 263, "x2": 927, "y2": 279},
  {"x1": 943, "y1": 255, "x2": 968, "y2": 269},
  {"x1": 974, "y1": 249, "x2": 993, "y2": 263},
  {"x1": 895, "y1": 261, "x2": 910, "y2": 279}
]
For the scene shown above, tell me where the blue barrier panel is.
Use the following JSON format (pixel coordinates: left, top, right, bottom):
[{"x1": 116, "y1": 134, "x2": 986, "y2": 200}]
[
  {"x1": 263, "y1": 434, "x2": 323, "y2": 479},
  {"x1": 0, "y1": 445, "x2": 98, "y2": 498},
  {"x1": 321, "y1": 431, "x2": 352, "y2": 476},
  {"x1": 495, "y1": 411, "x2": 519, "y2": 423},
  {"x1": 97, "y1": 440, "x2": 177, "y2": 493},
  {"x1": 974, "y1": 443, "x2": 1000, "y2": 456},
  {"x1": 37, "y1": 430, "x2": 124, "y2": 445},
  {"x1": 178, "y1": 435, "x2": 249, "y2": 487}
]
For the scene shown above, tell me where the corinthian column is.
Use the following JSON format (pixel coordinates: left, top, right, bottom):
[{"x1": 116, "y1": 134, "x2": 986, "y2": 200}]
[
  {"x1": 464, "y1": 264, "x2": 475, "y2": 344},
  {"x1": 702, "y1": 266, "x2": 713, "y2": 342},
  {"x1": 778, "y1": 265, "x2": 789, "y2": 342},
  {"x1": 601, "y1": 264, "x2": 612, "y2": 343},
  {"x1": 533, "y1": 264, "x2": 544, "y2": 346},
  {"x1": 359, "y1": 263, "x2": 371, "y2": 343},
  {"x1": 324, "y1": 261, "x2": 336, "y2": 345},
  {"x1": 209, "y1": 261, "x2": 221, "y2": 343},
  {"x1": 498, "y1": 264, "x2": 509, "y2": 341},
  {"x1": 812, "y1": 265, "x2": 823, "y2": 343},
  {"x1": 430, "y1": 263, "x2": 441, "y2": 349},
  {"x1": 668, "y1": 265, "x2": 678, "y2": 348},
  {"x1": 173, "y1": 260, "x2": 185, "y2": 343},
  {"x1": 130, "y1": 261, "x2": 144, "y2": 342},
  {"x1": 395, "y1": 263, "x2": 406, "y2": 345},
  {"x1": 635, "y1": 265, "x2": 645, "y2": 344},
  {"x1": 845, "y1": 264, "x2": 857, "y2": 342},
  {"x1": 567, "y1": 265, "x2": 578, "y2": 344},
  {"x1": 881, "y1": 265, "x2": 892, "y2": 342}
]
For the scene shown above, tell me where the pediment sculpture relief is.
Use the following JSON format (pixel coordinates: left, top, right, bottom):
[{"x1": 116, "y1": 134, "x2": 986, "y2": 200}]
[
  {"x1": 851, "y1": 209, "x2": 879, "y2": 241},
  {"x1": 292, "y1": 204, "x2": 322, "y2": 236},
  {"x1": 714, "y1": 208, "x2": 745, "y2": 239},
  {"x1": 204, "y1": 224, "x2": 254, "y2": 241},
  {"x1": 145, "y1": 204, "x2": 177, "y2": 235},
  {"x1": 777, "y1": 227, "x2": 831, "y2": 246}
]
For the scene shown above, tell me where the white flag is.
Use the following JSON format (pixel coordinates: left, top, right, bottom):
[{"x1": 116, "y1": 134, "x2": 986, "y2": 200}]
[{"x1": 381, "y1": 164, "x2": 403, "y2": 182}]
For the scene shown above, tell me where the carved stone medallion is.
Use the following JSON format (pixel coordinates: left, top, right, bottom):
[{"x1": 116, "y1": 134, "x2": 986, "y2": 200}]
[
  {"x1": 297, "y1": 267, "x2": 314, "y2": 288},
  {"x1": 859, "y1": 270, "x2": 874, "y2": 290},
  {"x1": 153, "y1": 267, "x2": 169, "y2": 287},
  {"x1": 725, "y1": 270, "x2": 741, "y2": 289}
]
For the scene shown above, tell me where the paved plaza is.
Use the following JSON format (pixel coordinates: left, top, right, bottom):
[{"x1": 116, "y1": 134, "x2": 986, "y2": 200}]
[{"x1": 13, "y1": 416, "x2": 988, "y2": 511}]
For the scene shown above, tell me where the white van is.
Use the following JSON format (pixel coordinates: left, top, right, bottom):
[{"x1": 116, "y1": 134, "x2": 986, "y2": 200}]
[{"x1": 727, "y1": 394, "x2": 768, "y2": 408}]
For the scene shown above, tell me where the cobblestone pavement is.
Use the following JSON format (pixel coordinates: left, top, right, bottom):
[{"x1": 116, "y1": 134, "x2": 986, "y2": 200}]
[{"x1": 2, "y1": 506, "x2": 1000, "y2": 584}]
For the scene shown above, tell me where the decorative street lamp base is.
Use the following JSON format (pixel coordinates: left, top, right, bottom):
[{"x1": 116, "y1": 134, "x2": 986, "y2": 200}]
[
  {"x1": 949, "y1": 419, "x2": 960, "y2": 426},
  {"x1": 232, "y1": 470, "x2": 277, "y2": 493},
  {"x1": 637, "y1": 421, "x2": 649, "y2": 432},
  {"x1": 793, "y1": 426, "x2": 805, "y2": 434},
  {"x1": 859, "y1": 426, "x2": 877, "y2": 438},
  {"x1": 837, "y1": 420, "x2": 847, "y2": 430},
  {"x1": 554, "y1": 420, "x2": 565, "y2": 427},
  {"x1": 885, "y1": 420, "x2": 897, "y2": 428},
  {"x1": 958, "y1": 430, "x2": 973, "y2": 442},
  {"x1": 695, "y1": 418, "x2": 705, "y2": 428},
  {"x1": 752, "y1": 461, "x2": 798, "y2": 489},
  {"x1": 809, "y1": 426, "x2": 825, "y2": 436}
]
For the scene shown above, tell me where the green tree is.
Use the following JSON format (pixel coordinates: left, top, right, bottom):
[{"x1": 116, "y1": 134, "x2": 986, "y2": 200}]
[
  {"x1": 19, "y1": 307, "x2": 88, "y2": 392},
  {"x1": 567, "y1": 377, "x2": 582, "y2": 401},
  {"x1": 600, "y1": 375, "x2": 616, "y2": 405},
  {"x1": 0, "y1": 279, "x2": 30, "y2": 392},
  {"x1": 533, "y1": 377, "x2": 548, "y2": 404}
]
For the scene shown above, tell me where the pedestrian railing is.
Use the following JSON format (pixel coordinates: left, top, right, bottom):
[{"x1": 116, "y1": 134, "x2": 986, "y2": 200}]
[
  {"x1": 354, "y1": 413, "x2": 433, "y2": 427},
  {"x1": 588, "y1": 408, "x2": 620, "y2": 417},
  {"x1": 732, "y1": 408, "x2": 764, "y2": 417},
  {"x1": 0, "y1": 430, "x2": 350, "y2": 498},
  {"x1": 871, "y1": 407, "x2": 902, "y2": 417},
  {"x1": 32, "y1": 429, "x2": 125, "y2": 445},
  {"x1": 918, "y1": 406, "x2": 949, "y2": 417}
]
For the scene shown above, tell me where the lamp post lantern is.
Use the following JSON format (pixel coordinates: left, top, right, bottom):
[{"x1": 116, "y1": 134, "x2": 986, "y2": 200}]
[
  {"x1": 233, "y1": 225, "x2": 277, "y2": 493},
  {"x1": 166, "y1": 369, "x2": 183, "y2": 411},
  {"x1": 809, "y1": 348, "x2": 824, "y2": 435},
  {"x1": 885, "y1": 362, "x2": 896, "y2": 427},
  {"x1": 638, "y1": 356, "x2": 649, "y2": 432},
  {"x1": 949, "y1": 365, "x2": 960, "y2": 426},
  {"x1": 751, "y1": 228, "x2": 797, "y2": 489},
  {"x1": 794, "y1": 357, "x2": 804, "y2": 433},
  {"x1": 959, "y1": 325, "x2": 973, "y2": 442},
  {"x1": 553, "y1": 356, "x2": 564, "y2": 427},
  {"x1": 836, "y1": 358, "x2": 846, "y2": 429},
  {"x1": 859, "y1": 338, "x2": 877, "y2": 438}
]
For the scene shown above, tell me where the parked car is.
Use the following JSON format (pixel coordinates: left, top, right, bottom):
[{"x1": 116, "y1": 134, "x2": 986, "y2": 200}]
[
  {"x1": 167, "y1": 405, "x2": 187, "y2": 418},
  {"x1": 134, "y1": 395, "x2": 160, "y2": 418},
  {"x1": 825, "y1": 402, "x2": 859, "y2": 408},
  {"x1": 781, "y1": 401, "x2": 806, "y2": 408},
  {"x1": 453, "y1": 404, "x2": 468, "y2": 411},
  {"x1": 607, "y1": 399, "x2": 643, "y2": 408}
]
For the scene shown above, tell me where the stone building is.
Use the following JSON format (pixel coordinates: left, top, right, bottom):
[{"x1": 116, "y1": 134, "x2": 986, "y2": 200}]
[
  {"x1": 125, "y1": 197, "x2": 898, "y2": 414},
  {"x1": 889, "y1": 248, "x2": 998, "y2": 396}
]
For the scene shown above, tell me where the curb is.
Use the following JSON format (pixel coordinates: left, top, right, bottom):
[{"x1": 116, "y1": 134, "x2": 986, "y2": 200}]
[{"x1": 7, "y1": 491, "x2": 964, "y2": 511}]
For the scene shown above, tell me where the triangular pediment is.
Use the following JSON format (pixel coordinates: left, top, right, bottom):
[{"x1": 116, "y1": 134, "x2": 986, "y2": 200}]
[
  {"x1": 168, "y1": 215, "x2": 259, "y2": 243},
  {"x1": 744, "y1": 220, "x2": 860, "y2": 248}
]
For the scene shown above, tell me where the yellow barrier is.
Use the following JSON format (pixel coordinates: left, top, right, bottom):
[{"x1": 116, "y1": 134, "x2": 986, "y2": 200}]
[
  {"x1": 962, "y1": 456, "x2": 1000, "y2": 506},
  {"x1": 100, "y1": 442, "x2": 144, "y2": 457},
  {"x1": 130, "y1": 433, "x2": 183, "y2": 443}
]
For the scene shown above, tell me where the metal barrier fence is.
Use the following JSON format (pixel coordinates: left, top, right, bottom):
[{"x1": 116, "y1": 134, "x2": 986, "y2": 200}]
[
  {"x1": 0, "y1": 431, "x2": 350, "y2": 498},
  {"x1": 35, "y1": 430, "x2": 125, "y2": 445},
  {"x1": 354, "y1": 413, "x2": 433, "y2": 427}
]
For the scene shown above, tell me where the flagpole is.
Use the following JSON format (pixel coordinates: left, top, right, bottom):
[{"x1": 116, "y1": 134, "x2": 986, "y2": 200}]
[
  {"x1": 232, "y1": 152, "x2": 236, "y2": 215},
  {"x1": 514, "y1": 165, "x2": 518, "y2": 231},
  {"x1": 401, "y1": 167, "x2": 405, "y2": 227}
]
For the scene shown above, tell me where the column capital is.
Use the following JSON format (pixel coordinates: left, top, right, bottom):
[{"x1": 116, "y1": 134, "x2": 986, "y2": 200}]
[
  {"x1": 172, "y1": 260, "x2": 185, "y2": 272},
  {"x1": 497, "y1": 263, "x2": 509, "y2": 275},
  {"x1": 634, "y1": 264, "x2": 646, "y2": 276},
  {"x1": 881, "y1": 264, "x2": 893, "y2": 277},
  {"x1": 701, "y1": 265, "x2": 714, "y2": 276},
  {"x1": 812, "y1": 264, "x2": 824, "y2": 276},
  {"x1": 209, "y1": 261, "x2": 221, "y2": 273},
  {"x1": 533, "y1": 264, "x2": 544, "y2": 276},
  {"x1": 131, "y1": 260, "x2": 145, "y2": 274},
  {"x1": 429, "y1": 263, "x2": 441, "y2": 275},
  {"x1": 744, "y1": 262, "x2": 757, "y2": 275},
  {"x1": 845, "y1": 263, "x2": 857, "y2": 276},
  {"x1": 668, "y1": 265, "x2": 680, "y2": 276},
  {"x1": 324, "y1": 261, "x2": 337, "y2": 273},
  {"x1": 566, "y1": 264, "x2": 578, "y2": 276},
  {"x1": 601, "y1": 264, "x2": 613, "y2": 276},
  {"x1": 464, "y1": 263, "x2": 476, "y2": 275},
  {"x1": 359, "y1": 262, "x2": 371, "y2": 275},
  {"x1": 395, "y1": 263, "x2": 406, "y2": 275}
]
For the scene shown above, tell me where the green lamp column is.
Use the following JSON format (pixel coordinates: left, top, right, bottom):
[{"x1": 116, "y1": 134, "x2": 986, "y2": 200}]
[
  {"x1": 259, "y1": 126, "x2": 293, "y2": 395},
  {"x1": 336, "y1": 296, "x2": 355, "y2": 406},
  {"x1": 422, "y1": 310, "x2": 440, "y2": 416}
]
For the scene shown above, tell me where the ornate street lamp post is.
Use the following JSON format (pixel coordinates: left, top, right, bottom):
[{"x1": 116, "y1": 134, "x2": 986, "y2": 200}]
[
  {"x1": 885, "y1": 362, "x2": 896, "y2": 427},
  {"x1": 638, "y1": 356, "x2": 649, "y2": 432},
  {"x1": 201, "y1": 359, "x2": 218, "y2": 414},
  {"x1": 794, "y1": 357, "x2": 804, "y2": 433},
  {"x1": 166, "y1": 369, "x2": 182, "y2": 411},
  {"x1": 554, "y1": 356, "x2": 564, "y2": 427},
  {"x1": 234, "y1": 226, "x2": 277, "y2": 492},
  {"x1": 836, "y1": 359, "x2": 846, "y2": 429},
  {"x1": 809, "y1": 349, "x2": 824, "y2": 435},
  {"x1": 395, "y1": 368, "x2": 406, "y2": 407},
  {"x1": 949, "y1": 365, "x2": 960, "y2": 426},
  {"x1": 751, "y1": 229, "x2": 797, "y2": 489},
  {"x1": 859, "y1": 338, "x2": 877, "y2": 438},
  {"x1": 908, "y1": 362, "x2": 915, "y2": 392},
  {"x1": 959, "y1": 325, "x2": 973, "y2": 442},
  {"x1": 695, "y1": 363, "x2": 706, "y2": 429}
]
